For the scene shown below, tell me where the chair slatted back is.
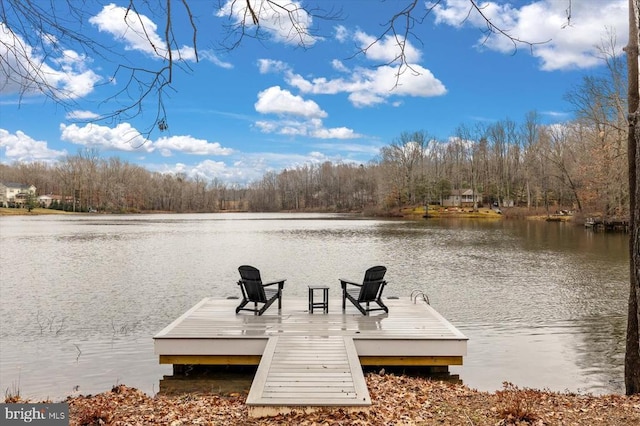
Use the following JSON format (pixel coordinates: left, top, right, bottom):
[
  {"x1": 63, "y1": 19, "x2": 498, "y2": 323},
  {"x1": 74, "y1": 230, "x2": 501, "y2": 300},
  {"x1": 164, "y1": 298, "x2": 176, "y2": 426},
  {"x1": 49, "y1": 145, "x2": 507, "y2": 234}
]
[
  {"x1": 358, "y1": 265, "x2": 387, "y2": 302},
  {"x1": 238, "y1": 265, "x2": 267, "y2": 303}
]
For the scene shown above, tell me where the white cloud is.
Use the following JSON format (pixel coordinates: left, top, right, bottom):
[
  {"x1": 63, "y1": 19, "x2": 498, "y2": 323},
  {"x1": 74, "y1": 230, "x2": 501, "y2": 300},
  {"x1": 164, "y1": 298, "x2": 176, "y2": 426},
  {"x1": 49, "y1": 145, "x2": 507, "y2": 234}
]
[
  {"x1": 278, "y1": 124, "x2": 308, "y2": 136},
  {"x1": 353, "y1": 30, "x2": 422, "y2": 64},
  {"x1": 255, "y1": 86, "x2": 327, "y2": 118},
  {"x1": 306, "y1": 118, "x2": 360, "y2": 140},
  {"x1": 311, "y1": 127, "x2": 360, "y2": 139},
  {"x1": 90, "y1": 4, "x2": 165, "y2": 56},
  {"x1": 60, "y1": 123, "x2": 152, "y2": 152},
  {"x1": 257, "y1": 59, "x2": 290, "y2": 74},
  {"x1": 232, "y1": 150, "x2": 335, "y2": 179},
  {"x1": 255, "y1": 118, "x2": 303, "y2": 135},
  {"x1": 431, "y1": 0, "x2": 628, "y2": 71},
  {"x1": 90, "y1": 4, "x2": 232, "y2": 67},
  {"x1": 333, "y1": 26, "x2": 423, "y2": 64},
  {"x1": 200, "y1": 51, "x2": 234, "y2": 69},
  {"x1": 186, "y1": 159, "x2": 236, "y2": 181},
  {"x1": 0, "y1": 129, "x2": 67, "y2": 162},
  {"x1": 253, "y1": 81, "x2": 373, "y2": 140},
  {"x1": 254, "y1": 116, "x2": 361, "y2": 140},
  {"x1": 0, "y1": 23, "x2": 101, "y2": 99},
  {"x1": 217, "y1": 0, "x2": 318, "y2": 46},
  {"x1": 335, "y1": 25, "x2": 349, "y2": 43},
  {"x1": 285, "y1": 73, "x2": 346, "y2": 95},
  {"x1": 254, "y1": 121, "x2": 279, "y2": 133},
  {"x1": 331, "y1": 59, "x2": 349, "y2": 73},
  {"x1": 373, "y1": 65, "x2": 446, "y2": 97},
  {"x1": 155, "y1": 156, "x2": 272, "y2": 184},
  {"x1": 154, "y1": 135, "x2": 234, "y2": 157},
  {"x1": 60, "y1": 122, "x2": 236, "y2": 157},
  {"x1": 262, "y1": 26, "x2": 447, "y2": 108},
  {"x1": 347, "y1": 90, "x2": 385, "y2": 107},
  {"x1": 286, "y1": 64, "x2": 446, "y2": 107},
  {"x1": 152, "y1": 161, "x2": 238, "y2": 182},
  {"x1": 66, "y1": 110, "x2": 100, "y2": 120}
]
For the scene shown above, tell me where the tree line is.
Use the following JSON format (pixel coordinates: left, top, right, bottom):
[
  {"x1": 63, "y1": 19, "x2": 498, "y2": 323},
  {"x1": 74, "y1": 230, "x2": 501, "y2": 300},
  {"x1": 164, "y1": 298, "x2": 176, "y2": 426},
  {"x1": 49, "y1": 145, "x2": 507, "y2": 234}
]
[{"x1": 0, "y1": 103, "x2": 630, "y2": 218}]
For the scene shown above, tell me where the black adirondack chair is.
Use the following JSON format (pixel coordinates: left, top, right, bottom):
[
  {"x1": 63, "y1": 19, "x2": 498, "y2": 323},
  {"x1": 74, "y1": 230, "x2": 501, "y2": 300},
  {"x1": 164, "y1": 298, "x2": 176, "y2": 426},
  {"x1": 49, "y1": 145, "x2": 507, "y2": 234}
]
[
  {"x1": 340, "y1": 265, "x2": 388, "y2": 315},
  {"x1": 236, "y1": 265, "x2": 285, "y2": 315}
]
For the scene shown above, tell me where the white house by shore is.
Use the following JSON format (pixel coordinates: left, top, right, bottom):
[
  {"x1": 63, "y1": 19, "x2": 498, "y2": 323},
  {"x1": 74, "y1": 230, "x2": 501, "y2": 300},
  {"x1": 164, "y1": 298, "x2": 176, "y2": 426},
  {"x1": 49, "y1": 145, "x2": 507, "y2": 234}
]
[{"x1": 0, "y1": 181, "x2": 36, "y2": 207}]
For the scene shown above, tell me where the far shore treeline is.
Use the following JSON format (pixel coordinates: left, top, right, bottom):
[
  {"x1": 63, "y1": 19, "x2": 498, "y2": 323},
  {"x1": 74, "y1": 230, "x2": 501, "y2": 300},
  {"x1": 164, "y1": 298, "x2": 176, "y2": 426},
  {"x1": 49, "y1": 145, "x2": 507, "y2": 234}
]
[{"x1": 0, "y1": 109, "x2": 630, "y2": 220}]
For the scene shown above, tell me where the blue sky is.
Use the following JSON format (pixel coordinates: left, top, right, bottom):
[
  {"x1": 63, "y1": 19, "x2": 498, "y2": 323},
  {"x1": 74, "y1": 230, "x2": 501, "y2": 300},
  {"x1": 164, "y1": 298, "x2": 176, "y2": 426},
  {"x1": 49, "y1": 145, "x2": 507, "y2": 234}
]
[{"x1": 0, "y1": 0, "x2": 630, "y2": 184}]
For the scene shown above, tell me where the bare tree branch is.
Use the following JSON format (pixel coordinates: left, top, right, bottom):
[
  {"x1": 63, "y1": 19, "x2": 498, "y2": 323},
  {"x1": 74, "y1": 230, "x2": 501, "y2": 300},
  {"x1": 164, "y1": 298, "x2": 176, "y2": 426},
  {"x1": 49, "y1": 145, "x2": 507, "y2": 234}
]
[{"x1": 352, "y1": 0, "x2": 550, "y2": 90}]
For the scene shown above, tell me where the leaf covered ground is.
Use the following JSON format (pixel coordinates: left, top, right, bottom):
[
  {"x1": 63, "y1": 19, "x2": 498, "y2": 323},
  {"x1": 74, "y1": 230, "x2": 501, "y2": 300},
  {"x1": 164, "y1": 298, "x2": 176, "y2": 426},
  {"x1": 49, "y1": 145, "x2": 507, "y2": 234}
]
[{"x1": 64, "y1": 374, "x2": 640, "y2": 425}]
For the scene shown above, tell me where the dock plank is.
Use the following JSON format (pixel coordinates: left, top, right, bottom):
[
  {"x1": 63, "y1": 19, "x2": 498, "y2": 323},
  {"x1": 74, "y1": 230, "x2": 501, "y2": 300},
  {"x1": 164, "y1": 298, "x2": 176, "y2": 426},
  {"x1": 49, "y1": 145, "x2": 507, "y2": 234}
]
[{"x1": 246, "y1": 335, "x2": 370, "y2": 410}]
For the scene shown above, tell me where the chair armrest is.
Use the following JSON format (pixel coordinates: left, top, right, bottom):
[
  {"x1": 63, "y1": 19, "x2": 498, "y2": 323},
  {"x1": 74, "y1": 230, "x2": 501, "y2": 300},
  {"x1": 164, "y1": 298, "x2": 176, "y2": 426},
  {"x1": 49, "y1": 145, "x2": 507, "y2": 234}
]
[{"x1": 263, "y1": 279, "x2": 286, "y2": 287}]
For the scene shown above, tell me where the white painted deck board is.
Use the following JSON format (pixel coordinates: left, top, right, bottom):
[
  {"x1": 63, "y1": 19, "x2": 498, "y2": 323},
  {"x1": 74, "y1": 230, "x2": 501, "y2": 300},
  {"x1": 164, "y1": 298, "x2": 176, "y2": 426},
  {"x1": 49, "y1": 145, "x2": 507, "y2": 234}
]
[
  {"x1": 155, "y1": 297, "x2": 466, "y2": 338},
  {"x1": 246, "y1": 336, "x2": 370, "y2": 407}
]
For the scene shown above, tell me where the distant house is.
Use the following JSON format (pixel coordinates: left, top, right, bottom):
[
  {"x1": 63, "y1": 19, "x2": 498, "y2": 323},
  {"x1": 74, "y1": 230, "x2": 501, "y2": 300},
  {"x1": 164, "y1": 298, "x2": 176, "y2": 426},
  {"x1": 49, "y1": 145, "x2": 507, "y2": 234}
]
[
  {"x1": 37, "y1": 194, "x2": 53, "y2": 207},
  {"x1": 0, "y1": 181, "x2": 37, "y2": 207},
  {"x1": 37, "y1": 194, "x2": 54, "y2": 208},
  {"x1": 442, "y1": 189, "x2": 482, "y2": 208},
  {"x1": 38, "y1": 194, "x2": 65, "y2": 208}
]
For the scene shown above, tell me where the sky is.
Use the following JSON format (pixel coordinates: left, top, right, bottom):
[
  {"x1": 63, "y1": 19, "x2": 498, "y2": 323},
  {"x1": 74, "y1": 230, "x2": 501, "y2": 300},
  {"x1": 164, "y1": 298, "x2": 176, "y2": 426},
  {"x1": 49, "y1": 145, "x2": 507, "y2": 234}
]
[{"x1": 0, "y1": 0, "x2": 631, "y2": 185}]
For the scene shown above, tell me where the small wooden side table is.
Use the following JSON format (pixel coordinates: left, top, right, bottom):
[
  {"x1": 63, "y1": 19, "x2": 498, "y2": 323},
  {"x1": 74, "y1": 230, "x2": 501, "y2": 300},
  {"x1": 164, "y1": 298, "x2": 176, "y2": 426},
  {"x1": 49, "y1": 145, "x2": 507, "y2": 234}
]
[{"x1": 308, "y1": 285, "x2": 329, "y2": 313}]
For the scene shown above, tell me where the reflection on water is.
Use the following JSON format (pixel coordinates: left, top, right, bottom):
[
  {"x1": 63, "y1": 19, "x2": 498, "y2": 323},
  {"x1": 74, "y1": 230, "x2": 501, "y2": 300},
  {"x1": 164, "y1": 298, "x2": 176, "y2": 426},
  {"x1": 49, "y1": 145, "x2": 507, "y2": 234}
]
[{"x1": 0, "y1": 213, "x2": 629, "y2": 401}]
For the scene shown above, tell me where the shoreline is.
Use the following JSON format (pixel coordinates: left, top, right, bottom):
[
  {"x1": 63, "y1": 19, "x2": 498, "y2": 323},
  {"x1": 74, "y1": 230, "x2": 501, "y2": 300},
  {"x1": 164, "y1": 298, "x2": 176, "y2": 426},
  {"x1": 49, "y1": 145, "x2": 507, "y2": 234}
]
[
  {"x1": 0, "y1": 206, "x2": 563, "y2": 220},
  {"x1": 16, "y1": 375, "x2": 638, "y2": 425}
]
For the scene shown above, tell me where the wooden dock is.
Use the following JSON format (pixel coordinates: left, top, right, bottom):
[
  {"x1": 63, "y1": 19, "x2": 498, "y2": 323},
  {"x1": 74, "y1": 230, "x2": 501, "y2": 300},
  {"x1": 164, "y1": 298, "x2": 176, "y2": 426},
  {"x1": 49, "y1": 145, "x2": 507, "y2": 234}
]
[
  {"x1": 154, "y1": 296, "x2": 467, "y2": 417},
  {"x1": 584, "y1": 217, "x2": 629, "y2": 232}
]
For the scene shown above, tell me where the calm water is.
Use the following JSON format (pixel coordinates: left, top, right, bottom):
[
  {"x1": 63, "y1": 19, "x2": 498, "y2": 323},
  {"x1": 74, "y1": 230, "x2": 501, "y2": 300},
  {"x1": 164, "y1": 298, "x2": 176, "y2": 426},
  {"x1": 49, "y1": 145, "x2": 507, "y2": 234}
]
[{"x1": 0, "y1": 213, "x2": 629, "y2": 401}]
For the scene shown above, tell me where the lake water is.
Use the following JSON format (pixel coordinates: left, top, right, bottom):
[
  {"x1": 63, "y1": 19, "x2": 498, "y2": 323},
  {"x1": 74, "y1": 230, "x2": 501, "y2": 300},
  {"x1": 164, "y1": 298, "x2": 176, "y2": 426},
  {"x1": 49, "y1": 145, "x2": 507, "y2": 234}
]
[{"x1": 0, "y1": 213, "x2": 630, "y2": 401}]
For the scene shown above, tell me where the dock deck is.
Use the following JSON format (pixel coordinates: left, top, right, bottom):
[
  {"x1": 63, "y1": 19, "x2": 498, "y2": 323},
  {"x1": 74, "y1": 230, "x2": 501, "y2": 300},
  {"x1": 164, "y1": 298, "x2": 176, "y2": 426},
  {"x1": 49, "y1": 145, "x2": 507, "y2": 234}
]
[{"x1": 153, "y1": 296, "x2": 467, "y2": 416}]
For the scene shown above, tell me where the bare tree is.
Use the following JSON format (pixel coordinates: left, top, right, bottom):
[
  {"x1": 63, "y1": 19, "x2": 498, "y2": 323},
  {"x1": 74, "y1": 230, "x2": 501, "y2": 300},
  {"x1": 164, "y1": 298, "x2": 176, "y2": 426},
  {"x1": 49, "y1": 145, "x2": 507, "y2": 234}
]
[
  {"x1": 565, "y1": 36, "x2": 629, "y2": 216},
  {"x1": 454, "y1": 124, "x2": 487, "y2": 212},
  {"x1": 520, "y1": 111, "x2": 542, "y2": 210},
  {"x1": 624, "y1": 0, "x2": 640, "y2": 396},
  {"x1": 380, "y1": 131, "x2": 428, "y2": 206},
  {"x1": 542, "y1": 124, "x2": 584, "y2": 212}
]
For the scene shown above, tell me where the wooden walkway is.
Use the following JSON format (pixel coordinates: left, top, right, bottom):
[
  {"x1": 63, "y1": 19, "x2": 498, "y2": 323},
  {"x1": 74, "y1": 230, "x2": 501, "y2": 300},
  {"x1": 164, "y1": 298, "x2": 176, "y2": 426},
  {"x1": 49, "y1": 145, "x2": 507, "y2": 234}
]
[
  {"x1": 246, "y1": 335, "x2": 370, "y2": 417},
  {"x1": 154, "y1": 297, "x2": 467, "y2": 417}
]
